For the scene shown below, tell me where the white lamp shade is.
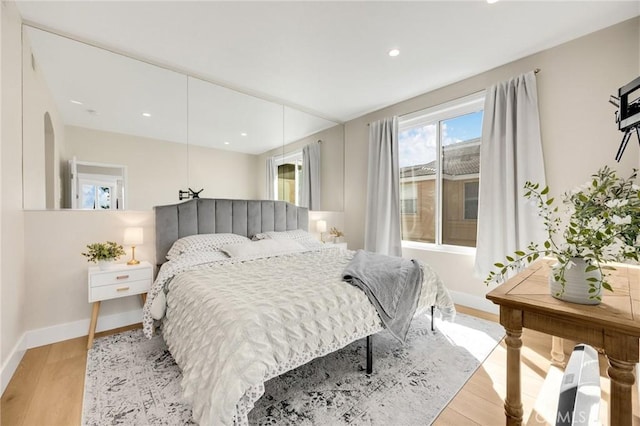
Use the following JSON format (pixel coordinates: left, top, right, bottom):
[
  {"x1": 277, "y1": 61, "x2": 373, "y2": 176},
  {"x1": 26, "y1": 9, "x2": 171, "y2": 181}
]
[
  {"x1": 123, "y1": 227, "x2": 144, "y2": 245},
  {"x1": 316, "y1": 220, "x2": 327, "y2": 233}
]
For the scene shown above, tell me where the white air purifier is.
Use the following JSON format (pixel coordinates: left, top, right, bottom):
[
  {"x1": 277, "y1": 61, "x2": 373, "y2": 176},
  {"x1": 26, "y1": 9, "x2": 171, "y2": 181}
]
[{"x1": 556, "y1": 344, "x2": 600, "y2": 425}]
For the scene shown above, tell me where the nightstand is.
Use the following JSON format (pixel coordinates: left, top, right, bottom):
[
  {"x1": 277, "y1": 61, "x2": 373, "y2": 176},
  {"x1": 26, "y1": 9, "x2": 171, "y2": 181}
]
[
  {"x1": 326, "y1": 242, "x2": 348, "y2": 250},
  {"x1": 87, "y1": 260, "x2": 152, "y2": 349}
]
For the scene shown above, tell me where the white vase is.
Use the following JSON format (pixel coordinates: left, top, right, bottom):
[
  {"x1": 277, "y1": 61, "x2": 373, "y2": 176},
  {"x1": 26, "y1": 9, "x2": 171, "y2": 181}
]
[
  {"x1": 97, "y1": 260, "x2": 115, "y2": 271},
  {"x1": 548, "y1": 257, "x2": 602, "y2": 305}
]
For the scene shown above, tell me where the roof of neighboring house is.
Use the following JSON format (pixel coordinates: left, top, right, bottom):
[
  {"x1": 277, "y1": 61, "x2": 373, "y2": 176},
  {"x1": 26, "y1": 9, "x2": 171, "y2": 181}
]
[{"x1": 400, "y1": 138, "x2": 480, "y2": 178}]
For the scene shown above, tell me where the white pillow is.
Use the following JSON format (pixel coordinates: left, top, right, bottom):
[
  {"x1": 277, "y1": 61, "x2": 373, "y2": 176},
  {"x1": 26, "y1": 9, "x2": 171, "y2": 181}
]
[
  {"x1": 253, "y1": 229, "x2": 323, "y2": 249},
  {"x1": 166, "y1": 233, "x2": 250, "y2": 260},
  {"x1": 221, "y1": 239, "x2": 305, "y2": 258}
]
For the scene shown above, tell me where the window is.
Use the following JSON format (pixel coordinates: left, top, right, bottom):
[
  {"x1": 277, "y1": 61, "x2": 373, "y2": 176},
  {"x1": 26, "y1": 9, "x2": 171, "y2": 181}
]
[
  {"x1": 81, "y1": 183, "x2": 112, "y2": 209},
  {"x1": 399, "y1": 92, "x2": 484, "y2": 248},
  {"x1": 69, "y1": 158, "x2": 125, "y2": 210},
  {"x1": 274, "y1": 151, "x2": 303, "y2": 205},
  {"x1": 400, "y1": 183, "x2": 418, "y2": 214},
  {"x1": 464, "y1": 181, "x2": 479, "y2": 220}
]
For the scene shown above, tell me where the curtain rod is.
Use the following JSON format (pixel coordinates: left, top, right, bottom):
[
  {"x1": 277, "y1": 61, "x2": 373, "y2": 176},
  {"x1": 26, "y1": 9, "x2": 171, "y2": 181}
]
[{"x1": 366, "y1": 68, "x2": 541, "y2": 126}]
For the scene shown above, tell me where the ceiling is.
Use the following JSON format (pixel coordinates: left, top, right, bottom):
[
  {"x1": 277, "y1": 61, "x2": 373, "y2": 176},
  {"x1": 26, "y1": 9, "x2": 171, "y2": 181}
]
[{"x1": 17, "y1": 1, "x2": 640, "y2": 124}]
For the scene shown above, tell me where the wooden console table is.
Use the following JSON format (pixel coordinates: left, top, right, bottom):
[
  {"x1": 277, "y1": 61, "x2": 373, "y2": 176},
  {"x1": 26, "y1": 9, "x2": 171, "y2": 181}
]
[{"x1": 486, "y1": 260, "x2": 639, "y2": 425}]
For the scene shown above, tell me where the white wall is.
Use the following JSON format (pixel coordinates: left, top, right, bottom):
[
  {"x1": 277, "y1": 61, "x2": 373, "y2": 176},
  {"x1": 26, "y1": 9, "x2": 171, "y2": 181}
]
[
  {"x1": 188, "y1": 144, "x2": 260, "y2": 201},
  {"x1": 1, "y1": 0, "x2": 27, "y2": 390},
  {"x1": 344, "y1": 17, "x2": 640, "y2": 311}
]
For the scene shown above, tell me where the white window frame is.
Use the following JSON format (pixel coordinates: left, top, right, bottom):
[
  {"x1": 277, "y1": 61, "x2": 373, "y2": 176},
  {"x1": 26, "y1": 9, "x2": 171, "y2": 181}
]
[{"x1": 399, "y1": 91, "x2": 484, "y2": 252}]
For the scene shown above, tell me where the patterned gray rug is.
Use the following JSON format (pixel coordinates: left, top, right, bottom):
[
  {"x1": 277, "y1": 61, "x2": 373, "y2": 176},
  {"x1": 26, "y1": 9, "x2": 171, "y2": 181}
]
[{"x1": 82, "y1": 312, "x2": 504, "y2": 425}]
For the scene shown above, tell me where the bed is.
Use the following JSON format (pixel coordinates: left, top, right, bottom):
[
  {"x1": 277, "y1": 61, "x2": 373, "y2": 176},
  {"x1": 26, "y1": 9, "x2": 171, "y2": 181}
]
[{"x1": 142, "y1": 198, "x2": 455, "y2": 426}]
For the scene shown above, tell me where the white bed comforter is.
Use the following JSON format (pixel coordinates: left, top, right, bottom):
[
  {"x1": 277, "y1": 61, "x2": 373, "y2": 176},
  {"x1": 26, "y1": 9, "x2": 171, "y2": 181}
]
[{"x1": 143, "y1": 247, "x2": 454, "y2": 426}]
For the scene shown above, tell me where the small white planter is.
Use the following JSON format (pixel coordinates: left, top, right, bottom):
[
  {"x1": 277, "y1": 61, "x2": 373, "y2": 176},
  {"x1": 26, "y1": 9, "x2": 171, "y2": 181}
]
[
  {"x1": 549, "y1": 257, "x2": 602, "y2": 305},
  {"x1": 97, "y1": 260, "x2": 116, "y2": 271}
]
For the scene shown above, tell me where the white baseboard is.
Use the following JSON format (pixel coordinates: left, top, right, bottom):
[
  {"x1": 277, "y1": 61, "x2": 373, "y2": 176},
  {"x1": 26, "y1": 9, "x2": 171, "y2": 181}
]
[
  {"x1": 448, "y1": 290, "x2": 499, "y2": 315},
  {"x1": 24, "y1": 308, "x2": 143, "y2": 349},
  {"x1": 1, "y1": 309, "x2": 142, "y2": 396},
  {"x1": 1, "y1": 334, "x2": 26, "y2": 395}
]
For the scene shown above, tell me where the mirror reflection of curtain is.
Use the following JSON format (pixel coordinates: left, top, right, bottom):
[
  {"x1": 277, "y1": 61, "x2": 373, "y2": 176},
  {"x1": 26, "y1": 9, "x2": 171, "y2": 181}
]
[
  {"x1": 266, "y1": 156, "x2": 277, "y2": 200},
  {"x1": 300, "y1": 141, "x2": 321, "y2": 210}
]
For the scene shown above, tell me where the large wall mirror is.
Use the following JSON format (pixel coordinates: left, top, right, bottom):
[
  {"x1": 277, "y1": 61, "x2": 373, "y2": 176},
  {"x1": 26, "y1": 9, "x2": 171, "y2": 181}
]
[{"x1": 22, "y1": 25, "x2": 344, "y2": 212}]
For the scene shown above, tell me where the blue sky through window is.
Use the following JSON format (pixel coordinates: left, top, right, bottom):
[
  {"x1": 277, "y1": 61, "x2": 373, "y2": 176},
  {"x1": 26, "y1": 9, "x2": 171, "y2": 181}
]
[{"x1": 399, "y1": 110, "x2": 483, "y2": 167}]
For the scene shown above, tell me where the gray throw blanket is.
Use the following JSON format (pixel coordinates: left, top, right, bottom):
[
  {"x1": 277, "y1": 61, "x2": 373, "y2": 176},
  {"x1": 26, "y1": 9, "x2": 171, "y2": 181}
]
[{"x1": 342, "y1": 250, "x2": 423, "y2": 343}]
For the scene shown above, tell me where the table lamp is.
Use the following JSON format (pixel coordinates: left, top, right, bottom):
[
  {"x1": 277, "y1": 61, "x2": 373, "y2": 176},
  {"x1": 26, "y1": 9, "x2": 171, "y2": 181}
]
[
  {"x1": 317, "y1": 220, "x2": 327, "y2": 243},
  {"x1": 123, "y1": 227, "x2": 143, "y2": 265}
]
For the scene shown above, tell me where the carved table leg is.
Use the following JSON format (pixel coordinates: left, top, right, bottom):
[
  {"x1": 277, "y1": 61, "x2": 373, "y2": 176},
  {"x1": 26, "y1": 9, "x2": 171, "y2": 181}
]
[
  {"x1": 551, "y1": 336, "x2": 566, "y2": 368},
  {"x1": 500, "y1": 307, "x2": 524, "y2": 425},
  {"x1": 607, "y1": 357, "x2": 636, "y2": 425},
  {"x1": 504, "y1": 325, "x2": 524, "y2": 425}
]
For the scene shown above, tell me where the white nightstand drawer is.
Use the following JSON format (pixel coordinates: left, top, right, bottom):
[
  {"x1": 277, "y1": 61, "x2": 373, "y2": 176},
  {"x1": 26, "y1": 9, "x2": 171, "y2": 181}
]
[
  {"x1": 89, "y1": 279, "x2": 150, "y2": 302},
  {"x1": 90, "y1": 267, "x2": 152, "y2": 287}
]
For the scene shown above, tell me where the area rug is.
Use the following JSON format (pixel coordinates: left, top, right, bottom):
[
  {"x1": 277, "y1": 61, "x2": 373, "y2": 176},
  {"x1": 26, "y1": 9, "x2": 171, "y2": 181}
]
[{"x1": 82, "y1": 312, "x2": 504, "y2": 425}]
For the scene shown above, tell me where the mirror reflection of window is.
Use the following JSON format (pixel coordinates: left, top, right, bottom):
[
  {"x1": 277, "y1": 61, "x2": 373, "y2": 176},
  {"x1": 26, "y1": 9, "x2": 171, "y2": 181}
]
[
  {"x1": 275, "y1": 151, "x2": 302, "y2": 205},
  {"x1": 69, "y1": 157, "x2": 125, "y2": 210},
  {"x1": 81, "y1": 183, "x2": 114, "y2": 210}
]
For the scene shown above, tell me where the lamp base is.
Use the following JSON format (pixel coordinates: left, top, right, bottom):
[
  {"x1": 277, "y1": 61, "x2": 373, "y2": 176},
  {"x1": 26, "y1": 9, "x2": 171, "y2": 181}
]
[{"x1": 127, "y1": 246, "x2": 140, "y2": 265}]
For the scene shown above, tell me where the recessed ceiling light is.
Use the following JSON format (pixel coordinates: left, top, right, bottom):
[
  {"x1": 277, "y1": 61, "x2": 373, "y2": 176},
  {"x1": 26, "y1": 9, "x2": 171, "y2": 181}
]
[
  {"x1": 224, "y1": 141, "x2": 230, "y2": 145},
  {"x1": 487, "y1": 0, "x2": 499, "y2": 3},
  {"x1": 388, "y1": 48, "x2": 400, "y2": 57},
  {"x1": 240, "y1": 132, "x2": 247, "y2": 137},
  {"x1": 142, "y1": 112, "x2": 152, "y2": 117},
  {"x1": 70, "y1": 99, "x2": 83, "y2": 105}
]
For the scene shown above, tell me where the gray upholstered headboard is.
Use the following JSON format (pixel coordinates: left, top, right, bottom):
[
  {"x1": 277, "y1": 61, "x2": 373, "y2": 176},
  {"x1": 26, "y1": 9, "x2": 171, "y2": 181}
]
[{"x1": 154, "y1": 198, "x2": 309, "y2": 265}]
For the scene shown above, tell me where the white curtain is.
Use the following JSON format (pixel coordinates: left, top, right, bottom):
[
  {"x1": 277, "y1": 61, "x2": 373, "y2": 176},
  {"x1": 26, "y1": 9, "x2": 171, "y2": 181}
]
[
  {"x1": 301, "y1": 141, "x2": 321, "y2": 210},
  {"x1": 266, "y1": 156, "x2": 277, "y2": 200},
  {"x1": 365, "y1": 117, "x2": 402, "y2": 256},
  {"x1": 474, "y1": 71, "x2": 546, "y2": 279}
]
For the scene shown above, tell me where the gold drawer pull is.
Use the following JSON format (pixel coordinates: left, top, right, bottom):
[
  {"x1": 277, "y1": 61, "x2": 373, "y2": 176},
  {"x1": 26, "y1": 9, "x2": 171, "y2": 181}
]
[
  {"x1": 116, "y1": 286, "x2": 130, "y2": 292},
  {"x1": 116, "y1": 275, "x2": 130, "y2": 280}
]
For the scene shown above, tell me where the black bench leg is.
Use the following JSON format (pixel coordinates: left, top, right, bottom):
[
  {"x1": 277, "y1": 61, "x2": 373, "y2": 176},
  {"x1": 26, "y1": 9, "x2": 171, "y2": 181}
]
[
  {"x1": 366, "y1": 335, "x2": 373, "y2": 374},
  {"x1": 431, "y1": 305, "x2": 435, "y2": 331}
]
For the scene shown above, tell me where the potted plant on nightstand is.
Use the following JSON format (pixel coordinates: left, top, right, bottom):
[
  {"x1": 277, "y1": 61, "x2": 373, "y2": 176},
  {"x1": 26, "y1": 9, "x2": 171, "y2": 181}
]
[
  {"x1": 485, "y1": 166, "x2": 640, "y2": 305},
  {"x1": 329, "y1": 227, "x2": 345, "y2": 243},
  {"x1": 82, "y1": 241, "x2": 126, "y2": 270}
]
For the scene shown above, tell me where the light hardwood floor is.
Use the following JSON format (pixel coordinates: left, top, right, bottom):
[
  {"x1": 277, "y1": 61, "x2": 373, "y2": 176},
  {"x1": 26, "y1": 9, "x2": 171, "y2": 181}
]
[{"x1": 1, "y1": 307, "x2": 638, "y2": 425}]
